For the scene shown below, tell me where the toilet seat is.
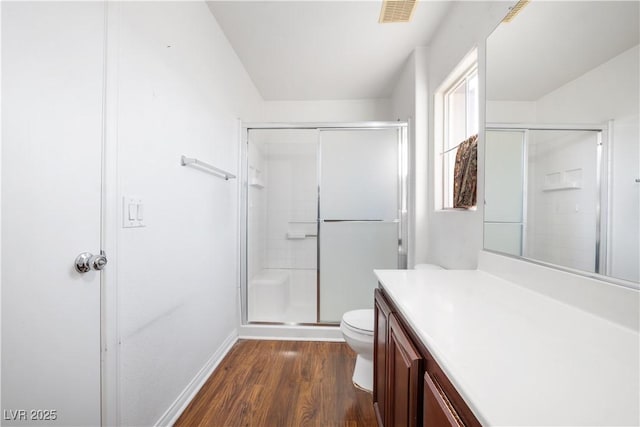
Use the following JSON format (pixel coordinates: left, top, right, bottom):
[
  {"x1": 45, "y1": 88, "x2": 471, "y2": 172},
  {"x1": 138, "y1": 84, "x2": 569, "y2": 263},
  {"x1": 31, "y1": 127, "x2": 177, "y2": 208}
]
[{"x1": 342, "y1": 309, "x2": 374, "y2": 335}]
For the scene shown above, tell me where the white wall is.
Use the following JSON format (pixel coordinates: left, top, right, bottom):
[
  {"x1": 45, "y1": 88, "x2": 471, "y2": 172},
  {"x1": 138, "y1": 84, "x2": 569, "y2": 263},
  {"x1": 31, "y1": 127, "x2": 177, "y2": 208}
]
[
  {"x1": 106, "y1": 7, "x2": 398, "y2": 423},
  {"x1": 486, "y1": 100, "x2": 536, "y2": 123},
  {"x1": 391, "y1": 53, "x2": 418, "y2": 267},
  {"x1": 390, "y1": 48, "x2": 430, "y2": 268},
  {"x1": 390, "y1": 3, "x2": 514, "y2": 270},
  {"x1": 535, "y1": 45, "x2": 639, "y2": 124},
  {"x1": 390, "y1": 52, "x2": 416, "y2": 268},
  {"x1": 257, "y1": 98, "x2": 392, "y2": 123},
  {"x1": 424, "y1": 1, "x2": 513, "y2": 269},
  {"x1": 391, "y1": 54, "x2": 417, "y2": 123},
  {"x1": 110, "y1": 2, "x2": 262, "y2": 425}
]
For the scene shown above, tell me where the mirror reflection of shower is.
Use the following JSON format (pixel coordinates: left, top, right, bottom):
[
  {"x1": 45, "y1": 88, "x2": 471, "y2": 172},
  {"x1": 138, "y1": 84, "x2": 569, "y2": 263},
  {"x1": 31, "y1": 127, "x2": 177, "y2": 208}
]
[
  {"x1": 485, "y1": 128, "x2": 603, "y2": 275},
  {"x1": 244, "y1": 125, "x2": 407, "y2": 325}
]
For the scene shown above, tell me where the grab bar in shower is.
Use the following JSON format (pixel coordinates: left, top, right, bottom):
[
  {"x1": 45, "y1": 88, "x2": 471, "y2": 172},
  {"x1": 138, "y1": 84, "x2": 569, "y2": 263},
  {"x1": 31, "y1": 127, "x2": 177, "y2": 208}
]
[
  {"x1": 180, "y1": 155, "x2": 236, "y2": 180},
  {"x1": 286, "y1": 232, "x2": 317, "y2": 240}
]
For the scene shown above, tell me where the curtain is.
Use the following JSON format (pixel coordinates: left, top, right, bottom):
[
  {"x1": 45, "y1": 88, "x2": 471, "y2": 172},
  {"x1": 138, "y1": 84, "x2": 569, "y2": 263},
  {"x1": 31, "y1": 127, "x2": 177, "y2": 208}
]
[{"x1": 453, "y1": 134, "x2": 478, "y2": 208}]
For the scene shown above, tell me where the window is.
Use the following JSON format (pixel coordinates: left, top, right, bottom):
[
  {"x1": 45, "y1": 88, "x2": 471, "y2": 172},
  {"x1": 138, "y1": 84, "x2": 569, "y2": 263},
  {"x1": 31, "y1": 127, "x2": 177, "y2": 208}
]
[{"x1": 435, "y1": 50, "x2": 479, "y2": 210}]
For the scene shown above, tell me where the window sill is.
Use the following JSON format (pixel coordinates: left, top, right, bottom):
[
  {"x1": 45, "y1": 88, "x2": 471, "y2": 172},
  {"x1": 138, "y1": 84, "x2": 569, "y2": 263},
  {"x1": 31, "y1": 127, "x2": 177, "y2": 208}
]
[{"x1": 435, "y1": 206, "x2": 478, "y2": 213}]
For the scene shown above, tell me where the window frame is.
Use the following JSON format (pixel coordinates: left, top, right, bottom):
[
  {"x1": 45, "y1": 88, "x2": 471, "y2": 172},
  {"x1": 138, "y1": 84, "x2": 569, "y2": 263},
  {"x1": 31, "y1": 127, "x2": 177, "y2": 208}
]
[{"x1": 434, "y1": 48, "x2": 479, "y2": 211}]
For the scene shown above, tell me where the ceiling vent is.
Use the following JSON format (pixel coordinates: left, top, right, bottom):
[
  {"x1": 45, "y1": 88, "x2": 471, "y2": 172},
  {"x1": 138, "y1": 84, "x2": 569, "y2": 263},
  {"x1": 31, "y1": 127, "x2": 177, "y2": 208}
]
[
  {"x1": 379, "y1": 0, "x2": 417, "y2": 23},
  {"x1": 502, "y1": 0, "x2": 530, "y2": 23}
]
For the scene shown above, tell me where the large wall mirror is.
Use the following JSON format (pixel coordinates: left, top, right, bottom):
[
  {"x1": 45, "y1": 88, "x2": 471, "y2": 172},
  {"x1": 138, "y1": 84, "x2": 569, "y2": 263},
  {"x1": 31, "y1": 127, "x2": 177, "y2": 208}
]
[{"x1": 485, "y1": 1, "x2": 639, "y2": 285}]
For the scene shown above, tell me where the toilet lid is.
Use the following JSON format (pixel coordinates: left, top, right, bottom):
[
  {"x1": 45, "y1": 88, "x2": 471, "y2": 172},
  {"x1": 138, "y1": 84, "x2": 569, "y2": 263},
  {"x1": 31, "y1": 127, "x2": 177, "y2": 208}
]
[{"x1": 342, "y1": 309, "x2": 374, "y2": 333}]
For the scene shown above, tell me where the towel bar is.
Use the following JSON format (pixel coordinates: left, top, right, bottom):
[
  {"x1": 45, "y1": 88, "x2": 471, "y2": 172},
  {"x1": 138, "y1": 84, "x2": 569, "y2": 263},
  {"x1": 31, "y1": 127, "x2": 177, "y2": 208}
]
[{"x1": 181, "y1": 155, "x2": 236, "y2": 180}]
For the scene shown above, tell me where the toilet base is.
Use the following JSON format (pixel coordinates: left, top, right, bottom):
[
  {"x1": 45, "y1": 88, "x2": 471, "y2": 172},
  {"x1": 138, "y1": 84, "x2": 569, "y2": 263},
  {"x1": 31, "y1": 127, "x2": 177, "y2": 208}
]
[{"x1": 352, "y1": 354, "x2": 373, "y2": 393}]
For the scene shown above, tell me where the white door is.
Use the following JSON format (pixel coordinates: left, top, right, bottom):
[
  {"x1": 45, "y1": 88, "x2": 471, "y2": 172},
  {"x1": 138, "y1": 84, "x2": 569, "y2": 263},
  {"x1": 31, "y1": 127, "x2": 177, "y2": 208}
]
[{"x1": 2, "y1": 2, "x2": 105, "y2": 425}]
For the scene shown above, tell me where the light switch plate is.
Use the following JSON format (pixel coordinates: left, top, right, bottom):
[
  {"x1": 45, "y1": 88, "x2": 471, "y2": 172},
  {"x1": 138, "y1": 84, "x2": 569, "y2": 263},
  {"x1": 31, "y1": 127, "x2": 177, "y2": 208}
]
[{"x1": 123, "y1": 196, "x2": 145, "y2": 228}]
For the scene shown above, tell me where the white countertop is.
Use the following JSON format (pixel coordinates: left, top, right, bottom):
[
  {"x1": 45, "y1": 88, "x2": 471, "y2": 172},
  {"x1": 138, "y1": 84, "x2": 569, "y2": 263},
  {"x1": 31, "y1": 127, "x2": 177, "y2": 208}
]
[{"x1": 375, "y1": 268, "x2": 640, "y2": 426}]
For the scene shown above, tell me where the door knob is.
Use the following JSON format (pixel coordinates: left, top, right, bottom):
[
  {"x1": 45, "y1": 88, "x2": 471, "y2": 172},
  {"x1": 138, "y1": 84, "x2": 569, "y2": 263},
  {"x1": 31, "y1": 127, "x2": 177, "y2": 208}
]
[
  {"x1": 91, "y1": 253, "x2": 108, "y2": 271},
  {"x1": 75, "y1": 252, "x2": 108, "y2": 273}
]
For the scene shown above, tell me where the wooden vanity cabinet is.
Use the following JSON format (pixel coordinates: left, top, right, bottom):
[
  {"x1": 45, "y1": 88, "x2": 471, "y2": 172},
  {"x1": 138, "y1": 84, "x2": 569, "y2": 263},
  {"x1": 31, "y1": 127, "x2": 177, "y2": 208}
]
[
  {"x1": 374, "y1": 289, "x2": 423, "y2": 427},
  {"x1": 424, "y1": 373, "x2": 463, "y2": 427},
  {"x1": 374, "y1": 288, "x2": 480, "y2": 427},
  {"x1": 388, "y1": 313, "x2": 423, "y2": 426},
  {"x1": 373, "y1": 288, "x2": 392, "y2": 425}
]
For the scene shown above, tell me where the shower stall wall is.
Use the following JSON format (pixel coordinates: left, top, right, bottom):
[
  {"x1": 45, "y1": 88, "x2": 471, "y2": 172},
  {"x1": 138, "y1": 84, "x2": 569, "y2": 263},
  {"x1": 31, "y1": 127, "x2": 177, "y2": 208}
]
[{"x1": 241, "y1": 123, "x2": 408, "y2": 325}]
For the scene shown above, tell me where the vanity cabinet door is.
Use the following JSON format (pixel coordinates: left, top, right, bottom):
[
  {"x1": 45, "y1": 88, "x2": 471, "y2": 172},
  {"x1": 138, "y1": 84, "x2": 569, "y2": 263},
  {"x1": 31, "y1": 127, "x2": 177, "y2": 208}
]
[
  {"x1": 424, "y1": 373, "x2": 463, "y2": 427},
  {"x1": 374, "y1": 289, "x2": 394, "y2": 425},
  {"x1": 388, "y1": 313, "x2": 423, "y2": 427}
]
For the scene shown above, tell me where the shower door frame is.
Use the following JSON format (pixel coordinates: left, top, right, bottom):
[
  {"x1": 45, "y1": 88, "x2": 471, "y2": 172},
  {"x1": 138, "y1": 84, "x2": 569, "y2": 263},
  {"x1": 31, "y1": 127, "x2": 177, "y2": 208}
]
[{"x1": 240, "y1": 122, "x2": 409, "y2": 326}]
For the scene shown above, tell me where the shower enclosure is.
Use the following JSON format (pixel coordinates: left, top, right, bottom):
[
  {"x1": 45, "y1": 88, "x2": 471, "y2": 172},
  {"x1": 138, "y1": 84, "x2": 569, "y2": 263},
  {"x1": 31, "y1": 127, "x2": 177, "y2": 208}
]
[{"x1": 240, "y1": 123, "x2": 408, "y2": 325}]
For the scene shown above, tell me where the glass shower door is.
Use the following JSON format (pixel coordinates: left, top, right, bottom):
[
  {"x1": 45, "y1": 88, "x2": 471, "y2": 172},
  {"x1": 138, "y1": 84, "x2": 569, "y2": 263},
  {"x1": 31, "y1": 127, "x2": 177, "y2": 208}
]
[
  {"x1": 484, "y1": 130, "x2": 525, "y2": 256},
  {"x1": 319, "y1": 129, "x2": 400, "y2": 323},
  {"x1": 246, "y1": 129, "x2": 318, "y2": 323}
]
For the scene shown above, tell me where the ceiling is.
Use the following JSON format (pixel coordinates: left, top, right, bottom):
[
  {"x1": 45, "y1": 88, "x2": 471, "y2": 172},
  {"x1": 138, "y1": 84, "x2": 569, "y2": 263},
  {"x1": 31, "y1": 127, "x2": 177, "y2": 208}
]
[
  {"x1": 486, "y1": 1, "x2": 640, "y2": 101},
  {"x1": 207, "y1": 1, "x2": 451, "y2": 101}
]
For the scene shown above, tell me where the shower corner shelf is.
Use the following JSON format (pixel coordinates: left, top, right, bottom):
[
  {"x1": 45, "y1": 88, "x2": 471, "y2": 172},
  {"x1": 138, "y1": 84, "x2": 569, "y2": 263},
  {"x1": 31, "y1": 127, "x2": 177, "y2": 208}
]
[
  {"x1": 542, "y1": 169, "x2": 582, "y2": 192},
  {"x1": 249, "y1": 166, "x2": 264, "y2": 188},
  {"x1": 542, "y1": 183, "x2": 581, "y2": 192},
  {"x1": 249, "y1": 178, "x2": 265, "y2": 189}
]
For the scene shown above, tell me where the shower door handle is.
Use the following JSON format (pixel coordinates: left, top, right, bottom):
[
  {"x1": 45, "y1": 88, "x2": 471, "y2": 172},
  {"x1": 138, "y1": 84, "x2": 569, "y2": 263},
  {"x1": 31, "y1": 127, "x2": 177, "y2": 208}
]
[{"x1": 75, "y1": 251, "x2": 108, "y2": 273}]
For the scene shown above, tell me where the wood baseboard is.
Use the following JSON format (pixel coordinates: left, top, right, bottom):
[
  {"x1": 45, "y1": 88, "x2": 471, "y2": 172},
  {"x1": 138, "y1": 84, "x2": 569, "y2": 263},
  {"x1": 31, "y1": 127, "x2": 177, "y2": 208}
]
[{"x1": 238, "y1": 324, "x2": 343, "y2": 341}]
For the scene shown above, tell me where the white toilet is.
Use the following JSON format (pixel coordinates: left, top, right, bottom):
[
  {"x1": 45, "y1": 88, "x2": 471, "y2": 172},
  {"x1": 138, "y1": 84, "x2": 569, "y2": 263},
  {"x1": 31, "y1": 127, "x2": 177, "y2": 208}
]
[{"x1": 340, "y1": 309, "x2": 374, "y2": 392}]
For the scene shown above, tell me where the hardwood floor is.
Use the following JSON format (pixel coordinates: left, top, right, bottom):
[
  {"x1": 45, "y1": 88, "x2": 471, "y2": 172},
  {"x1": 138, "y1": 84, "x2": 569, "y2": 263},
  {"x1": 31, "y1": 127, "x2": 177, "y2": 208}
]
[{"x1": 175, "y1": 340, "x2": 377, "y2": 427}]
